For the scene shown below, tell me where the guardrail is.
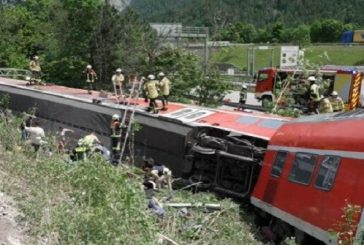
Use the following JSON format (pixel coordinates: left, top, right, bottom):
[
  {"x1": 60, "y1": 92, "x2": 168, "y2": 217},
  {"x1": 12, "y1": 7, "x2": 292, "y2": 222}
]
[{"x1": 0, "y1": 68, "x2": 31, "y2": 80}]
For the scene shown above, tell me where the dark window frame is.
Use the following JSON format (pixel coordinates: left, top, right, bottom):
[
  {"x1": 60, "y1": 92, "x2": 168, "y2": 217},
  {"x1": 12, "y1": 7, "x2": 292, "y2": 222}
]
[
  {"x1": 271, "y1": 151, "x2": 288, "y2": 178},
  {"x1": 288, "y1": 152, "x2": 318, "y2": 186},
  {"x1": 314, "y1": 155, "x2": 341, "y2": 192}
]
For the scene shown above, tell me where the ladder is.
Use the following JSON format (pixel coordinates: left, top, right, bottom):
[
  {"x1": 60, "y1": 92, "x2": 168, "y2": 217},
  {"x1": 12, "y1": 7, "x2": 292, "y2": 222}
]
[{"x1": 117, "y1": 76, "x2": 142, "y2": 165}]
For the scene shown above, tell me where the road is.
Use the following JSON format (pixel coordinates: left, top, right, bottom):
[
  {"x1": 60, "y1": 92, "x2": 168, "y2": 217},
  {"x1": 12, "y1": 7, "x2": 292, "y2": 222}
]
[{"x1": 219, "y1": 91, "x2": 262, "y2": 111}]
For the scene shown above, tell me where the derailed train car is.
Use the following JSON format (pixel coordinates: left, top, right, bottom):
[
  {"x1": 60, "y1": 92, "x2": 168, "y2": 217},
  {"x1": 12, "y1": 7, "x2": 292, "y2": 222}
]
[
  {"x1": 2, "y1": 77, "x2": 364, "y2": 244},
  {"x1": 252, "y1": 110, "x2": 364, "y2": 244}
]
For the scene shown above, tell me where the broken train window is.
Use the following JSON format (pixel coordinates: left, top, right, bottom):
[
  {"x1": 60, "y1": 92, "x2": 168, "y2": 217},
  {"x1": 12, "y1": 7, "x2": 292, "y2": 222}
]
[
  {"x1": 271, "y1": 151, "x2": 288, "y2": 178},
  {"x1": 315, "y1": 156, "x2": 340, "y2": 191},
  {"x1": 288, "y1": 153, "x2": 317, "y2": 185}
]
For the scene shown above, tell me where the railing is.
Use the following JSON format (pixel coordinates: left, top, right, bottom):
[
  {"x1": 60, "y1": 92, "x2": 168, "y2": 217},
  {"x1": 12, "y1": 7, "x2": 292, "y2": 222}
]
[
  {"x1": 175, "y1": 26, "x2": 209, "y2": 36},
  {"x1": 0, "y1": 68, "x2": 31, "y2": 80}
]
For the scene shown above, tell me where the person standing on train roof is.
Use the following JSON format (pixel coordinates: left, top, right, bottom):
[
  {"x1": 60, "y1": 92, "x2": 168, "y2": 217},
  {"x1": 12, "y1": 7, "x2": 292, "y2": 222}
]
[
  {"x1": 83, "y1": 65, "x2": 97, "y2": 95},
  {"x1": 112, "y1": 68, "x2": 125, "y2": 97},
  {"x1": 29, "y1": 56, "x2": 42, "y2": 85},
  {"x1": 329, "y1": 91, "x2": 345, "y2": 112},
  {"x1": 144, "y1": 74, "x2": 159, "y2": 114},
  {"x1": 158, "y1": 72, "x2": 171, "y2": 111}
]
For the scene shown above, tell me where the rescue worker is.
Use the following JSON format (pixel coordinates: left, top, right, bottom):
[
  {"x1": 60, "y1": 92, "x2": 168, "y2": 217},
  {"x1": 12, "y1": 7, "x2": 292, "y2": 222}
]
[
  {"x1": 112, "y1": 68, "x2": 125, "y2": 98},
  {"x1": 29, "y1": 56, "x2": 42, "y2": 85},
  {"x1": 143, "y1": 158, "x2": 172, "y2": 191},
  {"x1": 308, "y1": 76, "x2": 321, "y2": 113},
  {"x1": 57, "y1": 126, "x2": 73, "y2": 153},
  {"x1": 20, "y1": 114, "x2": 35, "y2": 140},
  {"x1": 141, "y1": 76, "x2": 148, "y2": 103},
  {"x1": 319, "y1": 95, "x2": 333, "y2": 114},
  {"x1": 83, "y1": 65, "x2": 97, "y2": 94},
  {"x1": 329, "y1": 91, "x2": 345, "y2": 112},
  {"x1": 23, "y1": 120, "x2": 45, "y2": 158},
  {"x1": 237, "y1": 84, "x2": 248, "y2": 111},
  {"x1": 110, "y1": 114, "x2": 122, "y2": 165},
  {"x1": 158, "y1": 72, "x2": 171, "y2": 111},
  {"x1": 144, "y1": 74, "x2": 159, "y2": 114},
  {"x1": 72, "y1": 132, "x2": 101, "y2": 161}
]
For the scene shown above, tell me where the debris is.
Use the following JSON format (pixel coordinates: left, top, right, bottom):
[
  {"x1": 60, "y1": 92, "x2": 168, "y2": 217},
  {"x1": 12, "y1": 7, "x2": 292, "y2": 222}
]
[
  {"x1": 157, "y1": 233, "x2": 179, "y2": 245},
  {"x1": 164, "y1": 203, "x2": 221, "y2": 210}
]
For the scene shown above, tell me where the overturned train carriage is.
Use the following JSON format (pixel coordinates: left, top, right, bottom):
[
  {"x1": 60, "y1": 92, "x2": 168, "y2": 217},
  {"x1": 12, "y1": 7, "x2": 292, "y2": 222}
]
[{"x1": 0, "y1": 77, "x2": 288, "y2": 198}]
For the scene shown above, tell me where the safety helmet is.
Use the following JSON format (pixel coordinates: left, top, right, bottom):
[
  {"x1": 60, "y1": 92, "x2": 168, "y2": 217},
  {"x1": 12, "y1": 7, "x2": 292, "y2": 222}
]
[
  {"x1": 242, "y1": 85, "x2": 247, "y2": 89},
  {"x1": 331, "y1": 91, "x2": 338, "y2": 96},
  {"x1": 34, "y1": 56, "x2": 39, "y2": 60},
  {"x1": 86, "y1": 65, "x2": 92, "y2": 69},
  {"x1": 112, "y1": 114, "x2": 120, "y2": 120},
  {"x1": 307, "y1": 76, "x2": 316, "y2": 82},
  {"x1": 147, "y1": 74, "x2": 155, "y2": 80},
  {"x1": 158, "y1": 72, "x2": 165, "y2": 77},
  {"x1": 116, "y1": 68, "x2": 122, "y2": 73},
  {"x1": 77, "y1": 138, "x2": 84, "y2": 146}
]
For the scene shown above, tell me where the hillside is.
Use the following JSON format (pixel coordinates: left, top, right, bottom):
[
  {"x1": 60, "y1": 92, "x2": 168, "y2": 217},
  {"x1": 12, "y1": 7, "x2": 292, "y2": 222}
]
[{"x1": 130, "y1": 0, "x2": 364, "y2": 28}]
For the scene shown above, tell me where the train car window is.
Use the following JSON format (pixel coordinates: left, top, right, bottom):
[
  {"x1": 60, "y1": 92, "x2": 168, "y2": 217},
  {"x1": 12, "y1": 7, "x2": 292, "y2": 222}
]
[
  {"x1": 315, "y1": 156, "x2": 340, "y2": 191},
  {"x1": 288, "y1": 153, "x2": 317, "y2": 185},
  {"x1": 258, "y1": 119, "x2": 284, "y2": 129},
  {"x1": 271, "y1": 151, "x2": 288, "y2": 177},
  {"x1": 237, "y1": 116, "x2": 259, "y2": 125}
]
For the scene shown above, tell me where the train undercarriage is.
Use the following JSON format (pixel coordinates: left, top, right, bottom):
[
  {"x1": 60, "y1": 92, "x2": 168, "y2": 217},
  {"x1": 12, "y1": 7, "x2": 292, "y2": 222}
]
[{"x1": 184, "y1": 127, "x2": 267, "y2": 199}]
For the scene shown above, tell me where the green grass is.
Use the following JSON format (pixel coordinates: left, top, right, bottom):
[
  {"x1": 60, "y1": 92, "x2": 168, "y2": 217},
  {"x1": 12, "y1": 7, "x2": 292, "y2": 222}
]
[
  {"x1": 0, "y1": 114, "x2": 261, "y2": 244},
  {"x1": 211, "y1": 45, "x2": 364, "y2": 71}
]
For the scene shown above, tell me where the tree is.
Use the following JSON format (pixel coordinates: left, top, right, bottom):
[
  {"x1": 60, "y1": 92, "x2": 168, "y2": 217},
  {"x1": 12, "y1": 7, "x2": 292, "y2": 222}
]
[
  {"x1": 153, "y1": 47, "x2": 232, "y2": 106},
  {"x1": 292, "y1": 24, "x2": 311, "y2": 46},
  {"x1": 310, "y1": 19, "x2": 344, "y2": 43},
  {"x1": 271, "y1": 22, "x2": 285, "y2": 43}
]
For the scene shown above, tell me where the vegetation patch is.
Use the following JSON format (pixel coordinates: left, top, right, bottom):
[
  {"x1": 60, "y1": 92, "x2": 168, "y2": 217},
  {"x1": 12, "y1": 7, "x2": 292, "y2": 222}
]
[{"x1": 0, "y1": 115, "x2": 260, "y2": 244}]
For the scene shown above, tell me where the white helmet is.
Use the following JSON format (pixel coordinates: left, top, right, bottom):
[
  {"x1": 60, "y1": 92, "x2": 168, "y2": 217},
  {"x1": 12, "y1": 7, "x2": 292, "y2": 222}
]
[
  {"x1": 308, "y1": 76, "x2": 316, "y2": 82},
  {"x1": 242, "y1": 85, "x2": 247, "y2": 89},
  {"x1": 158, "y1": 72, "x2": 165, "y2": 77},
  {"x1": 34, "y1": 56, "x2": 39, "y2": 60},
  {"x1": 331, "y1": 91, "x2": 338, "y2": 96},
  {"x1": 112, "y1": 114, "x2": 120, "y2": 120},
  {"x1": 116, "y1": 68, "x2": 122, "y2": 73},
  {"x1": 86, "y1": 65, "x2": 92, "y2": 69},
  {"x1": 147, "y1": 74, "x2": 155, "y2": 80}
]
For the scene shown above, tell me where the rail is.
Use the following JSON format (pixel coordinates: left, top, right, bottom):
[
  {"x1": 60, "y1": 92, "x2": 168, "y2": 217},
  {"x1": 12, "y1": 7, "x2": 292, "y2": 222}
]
[{"x1": 0, "y1": 68, "x2": 31, "y2": 80}]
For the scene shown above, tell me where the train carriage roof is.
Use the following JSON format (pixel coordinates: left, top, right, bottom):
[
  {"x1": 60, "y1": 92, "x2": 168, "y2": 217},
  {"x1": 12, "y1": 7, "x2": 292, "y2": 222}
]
[
  {"x1": 269, "y1": 110, "x2": 364, "y2": 153},
  {"x1": 0, "y1": 77, "x2": 290, "y2": 141}
]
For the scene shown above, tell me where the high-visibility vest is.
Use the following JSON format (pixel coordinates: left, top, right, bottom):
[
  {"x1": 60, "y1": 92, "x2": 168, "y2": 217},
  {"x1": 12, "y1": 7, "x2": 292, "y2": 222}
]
[
  {"x1": 144, "y1": 80, "x2": 159, "y2": 99},
  {"x1": 329, "y1": 97, "x2": 344, "y2": 112},
  {"x1": 29, "y1": 60, "x2": 41, "y2": 72},
  {"x1": 310, "y1": 84, "x2": 320, "y2": 102},
  {"x1": 159, "y1": 77, "x2": 170, "y2": 96},
  {"x1": 112, "y1": 74, "x2": 124, "y2": 85},
  {"x1": 319, "y1": 98, "x2": 333, "y2": 113},
  {"x1": 110, "y1": 120, "x2": 122, "y2": 137}
]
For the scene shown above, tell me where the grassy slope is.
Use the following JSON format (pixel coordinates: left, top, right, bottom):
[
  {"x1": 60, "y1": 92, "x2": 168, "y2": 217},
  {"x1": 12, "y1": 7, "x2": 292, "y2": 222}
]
[
  {"x1": 0, "y1": 117, "x2": 261, "y2": 244},
  {"x1": 211, "y1": 45, "x2": 364, "y2": 71}
]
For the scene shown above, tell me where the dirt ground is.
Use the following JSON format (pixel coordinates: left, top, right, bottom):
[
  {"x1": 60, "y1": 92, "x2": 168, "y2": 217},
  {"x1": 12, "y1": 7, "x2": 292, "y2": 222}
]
[{"x1": 0, "y1": 192, "x2": 27, "y2": 245}]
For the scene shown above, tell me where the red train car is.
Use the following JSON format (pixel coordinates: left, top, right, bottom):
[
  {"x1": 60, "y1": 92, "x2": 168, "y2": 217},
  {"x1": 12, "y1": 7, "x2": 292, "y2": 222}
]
[{"x1": 251, "y1": 110, "x2": 364, "y2": 244}]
